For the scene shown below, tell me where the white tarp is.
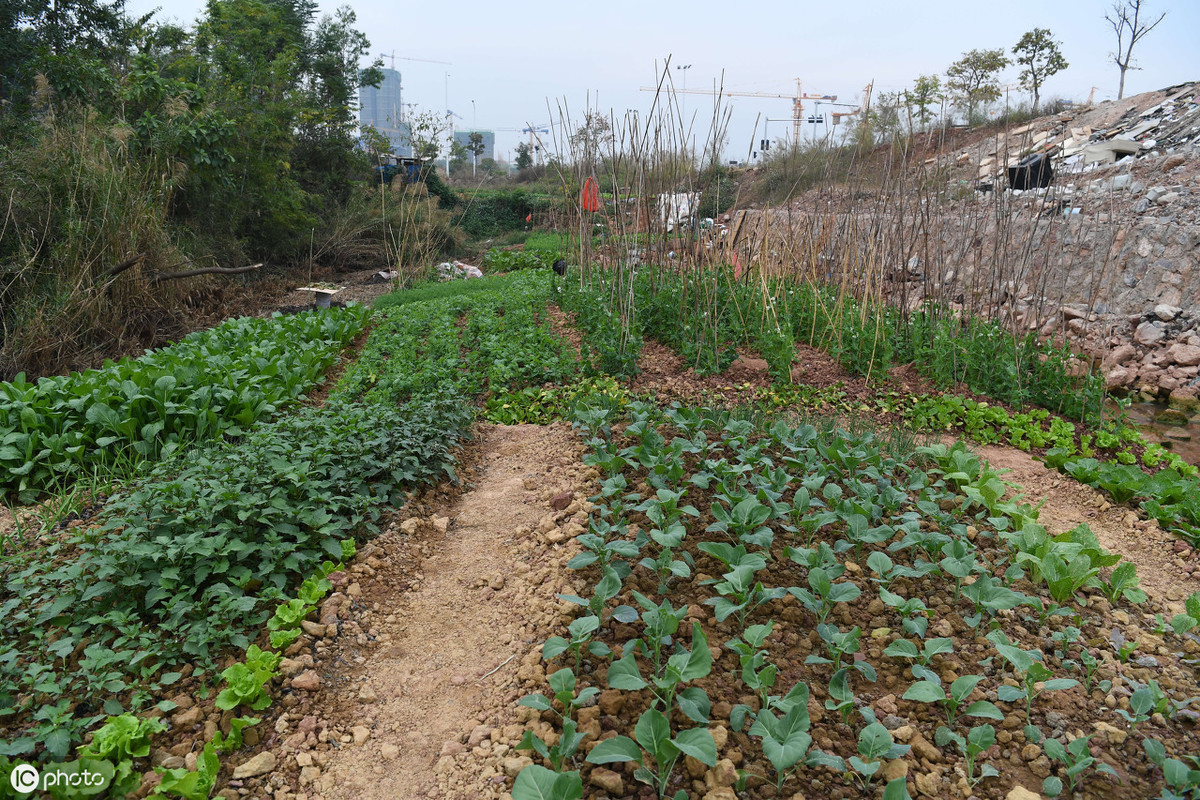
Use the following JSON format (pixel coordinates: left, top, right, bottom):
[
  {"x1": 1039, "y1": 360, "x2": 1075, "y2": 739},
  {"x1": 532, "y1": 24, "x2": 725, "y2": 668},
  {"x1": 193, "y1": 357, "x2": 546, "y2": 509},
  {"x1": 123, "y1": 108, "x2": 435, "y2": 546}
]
[
  {"x1": 436, "y1": 261, "x2": 484, "y2": 279},
  {"x1": 657, "y1": 192, "x2": 699, "y2": 232}
]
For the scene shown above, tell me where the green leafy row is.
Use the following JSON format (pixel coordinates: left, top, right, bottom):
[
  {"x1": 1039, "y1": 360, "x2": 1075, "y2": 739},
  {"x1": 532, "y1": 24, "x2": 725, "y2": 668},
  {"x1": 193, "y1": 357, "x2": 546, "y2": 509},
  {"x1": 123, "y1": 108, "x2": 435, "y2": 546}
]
[
  {"x1": 0, "y1": 392, "x2": 470, "y2": 760},
  {"x1": 336, "y1": 270, "x2": 577, "y2": 405},
  {"x1": 0, "y1": 269, "x2": 583, "y2": 761},
  {"x1": 908, "y1": 393, "x2": 1200, "y2": 544},
  {"x1": 481, "y1": 247, "x2": 558, "y2": 272},
  {"x1": 562, "y1": 265, "x2": 1104, "y2": 422},
  {"x1": 1, "y1": 306, "x2": 369, "y2": 501}
]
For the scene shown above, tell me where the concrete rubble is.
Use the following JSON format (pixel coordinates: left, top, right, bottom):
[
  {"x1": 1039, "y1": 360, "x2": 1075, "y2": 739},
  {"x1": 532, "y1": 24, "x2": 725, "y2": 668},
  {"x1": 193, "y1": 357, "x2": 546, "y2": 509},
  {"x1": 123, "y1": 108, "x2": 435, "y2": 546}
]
[{"x1": 969, "y1": 82, "x2": 1198, "y2": 186}]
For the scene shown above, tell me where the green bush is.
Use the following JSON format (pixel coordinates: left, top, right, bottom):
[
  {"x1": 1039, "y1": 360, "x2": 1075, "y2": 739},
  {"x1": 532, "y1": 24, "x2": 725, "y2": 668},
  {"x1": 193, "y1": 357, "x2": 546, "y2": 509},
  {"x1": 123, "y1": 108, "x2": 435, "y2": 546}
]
[{"x1": 453, "y1": 189, "x2": 556, "y2": 238}]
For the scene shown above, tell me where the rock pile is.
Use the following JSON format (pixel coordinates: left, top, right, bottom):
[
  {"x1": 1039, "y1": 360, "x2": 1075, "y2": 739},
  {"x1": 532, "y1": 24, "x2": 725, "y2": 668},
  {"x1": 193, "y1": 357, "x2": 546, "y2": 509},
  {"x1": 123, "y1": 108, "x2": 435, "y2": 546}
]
[{"x1": 1103, "y1": 304, "x2": 1200, "y2": 410}]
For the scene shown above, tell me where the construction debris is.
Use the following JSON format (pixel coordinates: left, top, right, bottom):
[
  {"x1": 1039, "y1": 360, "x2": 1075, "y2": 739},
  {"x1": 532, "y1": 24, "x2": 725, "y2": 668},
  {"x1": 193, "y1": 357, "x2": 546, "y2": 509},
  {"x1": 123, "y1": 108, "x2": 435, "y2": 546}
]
[{"x1": 966, "y1": 81, "x2": 1198, "y2": 187}]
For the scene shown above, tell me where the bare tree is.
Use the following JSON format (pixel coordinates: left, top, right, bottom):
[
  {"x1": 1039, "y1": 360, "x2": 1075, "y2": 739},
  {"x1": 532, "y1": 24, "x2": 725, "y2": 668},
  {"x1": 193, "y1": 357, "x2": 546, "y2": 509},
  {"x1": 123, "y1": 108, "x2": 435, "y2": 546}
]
[{"x1": 1106, "y1": 0, "x2": 1166, "y2": 100}]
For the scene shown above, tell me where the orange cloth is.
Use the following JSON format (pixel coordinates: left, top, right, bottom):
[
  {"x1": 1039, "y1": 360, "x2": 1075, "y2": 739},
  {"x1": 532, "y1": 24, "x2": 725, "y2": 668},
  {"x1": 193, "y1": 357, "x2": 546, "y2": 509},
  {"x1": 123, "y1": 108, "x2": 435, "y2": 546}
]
[{"x1": 582, "y1": 177, "x2": 600, "y2": 212}]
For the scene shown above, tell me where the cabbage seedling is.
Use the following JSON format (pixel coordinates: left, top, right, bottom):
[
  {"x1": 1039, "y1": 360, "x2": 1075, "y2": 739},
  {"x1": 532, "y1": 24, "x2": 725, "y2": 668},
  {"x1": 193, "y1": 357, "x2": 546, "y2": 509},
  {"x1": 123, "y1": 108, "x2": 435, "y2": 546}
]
[
  {"x1": 511, "y1": 765, "x2": 583, "y2": 800},
  {"x1": 1041, "y1": 734, "x2": 1118, "y2": 796},
  {"x1": 517, "y1": 668, "x2": 597, "y2": 770},
  {"x1": 935, "y1": 724, "x2": 998, "y2": 788},
  {"x1": 587, "y1": 707, "x2": 717, "y2": 799},
  {"x1": 902, "y1": 674, "x2": 1003, "y2": 727}
]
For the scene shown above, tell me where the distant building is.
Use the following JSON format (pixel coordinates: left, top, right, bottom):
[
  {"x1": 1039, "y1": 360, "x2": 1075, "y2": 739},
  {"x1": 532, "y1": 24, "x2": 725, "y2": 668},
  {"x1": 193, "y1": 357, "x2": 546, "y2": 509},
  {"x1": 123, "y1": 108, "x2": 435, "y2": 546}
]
[
  {"x1": 359, "y1": 68, "x2": 411, "y2": 156},
  {"x1": 452, "y1": 129, "x2": 495, "y2": 161}
]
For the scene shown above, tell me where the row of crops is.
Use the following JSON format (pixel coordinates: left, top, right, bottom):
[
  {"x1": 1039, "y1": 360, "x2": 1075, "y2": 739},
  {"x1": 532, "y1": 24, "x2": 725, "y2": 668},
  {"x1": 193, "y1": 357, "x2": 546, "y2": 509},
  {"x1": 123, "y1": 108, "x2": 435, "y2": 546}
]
[
  {"x1": 0, "y1": 272, "x2": 582, "y2": 776},
  {"x1": 1, "y1": 308, "x2": 371, "y2": 503},
  {"x1": 512, "y1": 402, "x2": 1200, "y2": 799},
  {"x1": 557, "y1": 264, "x2": 1200, "y2": 562}
]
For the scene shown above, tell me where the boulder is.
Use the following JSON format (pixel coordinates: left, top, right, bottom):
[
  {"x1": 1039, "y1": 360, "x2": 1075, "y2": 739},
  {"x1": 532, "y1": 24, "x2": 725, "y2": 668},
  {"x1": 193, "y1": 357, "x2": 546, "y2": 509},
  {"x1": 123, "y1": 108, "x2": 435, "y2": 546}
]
[
  {"x1": 1105, "y1": 367, "x2": 1132, "y2": 389},
  {"x1": 231, "y1": 751, "x2": 276, "y2": 779},
  {"x1": 1134, "y1": 322, "x2": 1165, "y2": 346},
  {"x1": 1155, "y1": 304, "x2": 1183, "y2": 321},
  {"x1": 1103, "y1": 343, "x2": 1137, "y2": 367},
  {"x1": 1168, "y1": 344, "x2": 1200, "y2": 367}
]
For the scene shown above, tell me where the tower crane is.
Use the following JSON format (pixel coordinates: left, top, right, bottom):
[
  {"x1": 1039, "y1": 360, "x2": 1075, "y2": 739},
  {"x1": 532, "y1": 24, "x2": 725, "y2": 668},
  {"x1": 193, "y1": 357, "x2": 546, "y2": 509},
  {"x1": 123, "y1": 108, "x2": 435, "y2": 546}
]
[
  {"x1": 830, "y1": 82, "x2": 874, "y2": 126},
  {"x1": 378, "y1": 51, "x2": 452, "y2": 70},
  {"x1": 496, "y1": 122, "x2": 561, "y2": 164},
  {"x1": 640, "y1": 78, "x2": 836, "y2": 142}
]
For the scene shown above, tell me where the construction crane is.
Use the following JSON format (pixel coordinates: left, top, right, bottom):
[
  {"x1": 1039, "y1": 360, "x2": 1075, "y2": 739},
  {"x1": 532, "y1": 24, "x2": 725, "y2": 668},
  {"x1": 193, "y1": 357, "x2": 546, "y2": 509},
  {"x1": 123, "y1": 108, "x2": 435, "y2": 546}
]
[
  {"x1": 496, "y1": 123, "x2": 555, "y2": 164},
  {"x1": 378, "y1": 51, "x2": 452, "y2": 70},
  {"x1": 830, "y1": 82, "x2": 874, "y2": 126},
  {"x1": 640, "y1": 78, "x2": 836, "y2": 142}
]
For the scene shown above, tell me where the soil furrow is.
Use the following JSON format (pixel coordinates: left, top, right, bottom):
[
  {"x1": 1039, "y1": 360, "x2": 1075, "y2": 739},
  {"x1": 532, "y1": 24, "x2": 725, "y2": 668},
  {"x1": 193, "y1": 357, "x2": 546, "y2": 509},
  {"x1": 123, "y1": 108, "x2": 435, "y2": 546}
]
[{"x1": 245, "y1": 422, "x2": 594, "y2": 800}]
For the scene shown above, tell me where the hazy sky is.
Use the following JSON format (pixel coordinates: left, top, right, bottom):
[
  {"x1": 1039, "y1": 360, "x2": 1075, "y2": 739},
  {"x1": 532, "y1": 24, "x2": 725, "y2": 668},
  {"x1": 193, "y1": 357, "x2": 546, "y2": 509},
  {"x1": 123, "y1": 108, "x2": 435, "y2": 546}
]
[{"x1": 129, "y1": 0, "x2": 1199, "y2": 163}]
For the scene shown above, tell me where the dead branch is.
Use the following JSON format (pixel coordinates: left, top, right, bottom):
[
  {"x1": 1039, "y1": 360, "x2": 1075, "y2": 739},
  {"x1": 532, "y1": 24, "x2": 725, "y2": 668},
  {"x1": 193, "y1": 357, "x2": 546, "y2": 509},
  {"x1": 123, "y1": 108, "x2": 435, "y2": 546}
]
[
  {"x1": 95, "y1": 252, "x2": 148, "y2": 282},
  {"x1": 150, "y1": 263, "x2": 262, "y2": 285}
]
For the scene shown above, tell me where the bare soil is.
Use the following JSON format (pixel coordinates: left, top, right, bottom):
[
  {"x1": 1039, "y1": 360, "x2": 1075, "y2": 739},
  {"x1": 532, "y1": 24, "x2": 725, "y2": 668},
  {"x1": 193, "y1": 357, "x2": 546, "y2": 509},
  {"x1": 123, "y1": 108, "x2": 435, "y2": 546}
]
[{"x1": 217, "y1": 423, "x2": 598, "y2": 800}]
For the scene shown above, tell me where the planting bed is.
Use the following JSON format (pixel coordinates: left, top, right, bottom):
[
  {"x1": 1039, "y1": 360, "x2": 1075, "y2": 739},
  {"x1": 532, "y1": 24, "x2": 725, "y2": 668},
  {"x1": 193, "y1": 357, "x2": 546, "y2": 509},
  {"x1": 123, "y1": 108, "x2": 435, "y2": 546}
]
[{"x1": 510, "y1": 402, "x2": 1200, "y2": 799}]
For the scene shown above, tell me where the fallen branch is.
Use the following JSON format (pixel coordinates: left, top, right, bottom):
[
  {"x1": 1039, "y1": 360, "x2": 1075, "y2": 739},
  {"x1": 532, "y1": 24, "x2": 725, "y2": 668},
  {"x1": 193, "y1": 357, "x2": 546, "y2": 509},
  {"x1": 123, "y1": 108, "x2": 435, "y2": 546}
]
[
  {"x1": 96, "y1": 252, "x2": 147, "y2": 282},
  {"x1": 150, "y1": 263, "x2": 262, "y2": 285}
]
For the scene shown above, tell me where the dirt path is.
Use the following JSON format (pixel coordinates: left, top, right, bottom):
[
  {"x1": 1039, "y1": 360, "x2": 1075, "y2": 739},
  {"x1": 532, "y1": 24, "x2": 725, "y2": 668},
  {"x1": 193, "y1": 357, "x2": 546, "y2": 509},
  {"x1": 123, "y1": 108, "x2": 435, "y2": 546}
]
[
  {"x1": 972, "y1": 443, "x2": 1200, "y2": 608},
  {"x1": 239, "y1": 422, "x2": 595, "y2": 800}
]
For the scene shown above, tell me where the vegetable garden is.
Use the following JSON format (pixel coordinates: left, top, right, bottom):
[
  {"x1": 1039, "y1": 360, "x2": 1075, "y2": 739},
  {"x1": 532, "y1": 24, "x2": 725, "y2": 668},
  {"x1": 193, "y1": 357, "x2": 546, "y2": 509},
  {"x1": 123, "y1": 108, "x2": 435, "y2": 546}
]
[{"x1": 3, "y1": 260, "x2": 1200, "y2": 800}]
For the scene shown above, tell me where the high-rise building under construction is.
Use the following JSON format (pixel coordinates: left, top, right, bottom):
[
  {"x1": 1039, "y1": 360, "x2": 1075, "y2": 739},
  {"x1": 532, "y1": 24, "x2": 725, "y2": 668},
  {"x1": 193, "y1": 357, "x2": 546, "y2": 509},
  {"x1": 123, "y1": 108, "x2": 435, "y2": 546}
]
[{"x1": 359, "y1": 68, "x2": 411, "y2": 156}]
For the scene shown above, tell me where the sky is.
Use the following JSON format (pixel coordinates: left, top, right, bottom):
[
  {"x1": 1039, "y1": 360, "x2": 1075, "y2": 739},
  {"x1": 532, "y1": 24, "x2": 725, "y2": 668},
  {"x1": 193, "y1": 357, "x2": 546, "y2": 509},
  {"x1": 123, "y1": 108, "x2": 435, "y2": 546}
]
[{"x1": 127, "y1": 0, "x2": 1200, "y2": 164}]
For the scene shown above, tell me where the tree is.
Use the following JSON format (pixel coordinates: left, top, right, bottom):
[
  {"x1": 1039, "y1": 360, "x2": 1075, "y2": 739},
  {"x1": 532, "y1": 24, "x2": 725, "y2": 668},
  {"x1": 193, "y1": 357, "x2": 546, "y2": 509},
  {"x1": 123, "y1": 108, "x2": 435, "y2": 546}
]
[
  {"x1": 1012, "y1": 28, "x2": 1067, "y2": 111},
  {"x1": 1107, "y1": 0, "x2": 1166, "y2": 99},
  {"x1": 514, "y1": 141, "x2": 533, "y2": 171},
  {"x1": 447, "y1": 137, "x2": 468, "y2": 175},
  {"x1": 293, "y1": 6, "x2": 383, "y2": 199},
  {"x1": 359, "y1": 124, "x2": 391, "y2": 161},
  {"x1": 466, "y1": 130, "x2": 485, "y2": 175},
  {"x1": 0, "y1": 0, "x2": 130, "y2": 108},
  {"x1": 477, "y1": 157, "x2": 502, "y2": 177},
  {"x1": 862, "y1": 89, "x2": 901, "y2": 146},
  {"x1": 569, "y1": 111, "x2": 612, "y2": 166},
  {"x1": 404, "y1": 108, "x2": 449, "y2": 163},
  {"x1": 905, "y1": 74, "x2": 943, "y2": 131},
  {"x1": 946, "y1": 48, "x2": 1010, "y2": 125}
]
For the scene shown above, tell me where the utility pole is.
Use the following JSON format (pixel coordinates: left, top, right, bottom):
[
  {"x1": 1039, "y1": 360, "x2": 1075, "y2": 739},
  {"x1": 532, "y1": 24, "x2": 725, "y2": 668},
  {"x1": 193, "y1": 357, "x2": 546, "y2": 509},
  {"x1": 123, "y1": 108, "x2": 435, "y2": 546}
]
[
  {"x1": 676, "y1": 63, "x2": 692, "y2": 121},
  {"x1": 444, "y1": 72, "x2": 451, "y2": 176}
]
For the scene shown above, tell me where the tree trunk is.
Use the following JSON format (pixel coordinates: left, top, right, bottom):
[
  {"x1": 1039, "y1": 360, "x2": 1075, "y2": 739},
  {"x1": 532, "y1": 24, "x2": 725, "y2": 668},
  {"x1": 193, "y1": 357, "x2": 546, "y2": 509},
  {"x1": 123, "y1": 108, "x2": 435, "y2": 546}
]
[{"x1": 1118, "y1": 66, "x2": 1127, "y2": 100}]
